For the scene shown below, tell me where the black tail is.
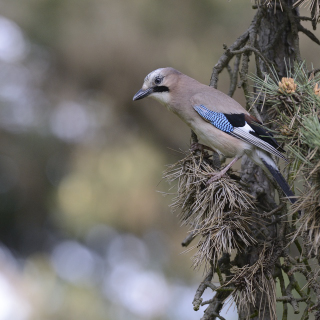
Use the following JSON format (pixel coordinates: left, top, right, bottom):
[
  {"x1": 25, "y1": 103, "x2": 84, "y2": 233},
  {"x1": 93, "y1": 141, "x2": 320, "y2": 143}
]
[{"x1": 261, "y1": 158, "x2": 297, "y2": 204}]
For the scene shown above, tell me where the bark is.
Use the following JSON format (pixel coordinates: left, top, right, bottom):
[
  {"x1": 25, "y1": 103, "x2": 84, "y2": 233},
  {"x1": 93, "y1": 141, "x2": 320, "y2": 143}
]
[{"x1": 240, "y1": 2, "x2": 300, "y2": 319}]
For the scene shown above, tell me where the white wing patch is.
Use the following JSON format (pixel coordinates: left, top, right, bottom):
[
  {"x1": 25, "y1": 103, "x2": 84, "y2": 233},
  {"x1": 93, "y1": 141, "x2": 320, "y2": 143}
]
[{"x1": 242, "y1": 122, "x2": 254, "y2": 134}]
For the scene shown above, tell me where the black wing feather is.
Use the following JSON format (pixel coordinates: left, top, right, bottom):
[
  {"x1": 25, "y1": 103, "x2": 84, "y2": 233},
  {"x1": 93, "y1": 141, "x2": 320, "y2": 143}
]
[
  {"x1": 223, "y1": 113, "x2": 284, "y2": 153},
  {"x1": 223, "y1": 113, "x2": 246, "y2": 127},
  {"x1": 248, "y1": 122, "x2": 284, "y2": 152}
]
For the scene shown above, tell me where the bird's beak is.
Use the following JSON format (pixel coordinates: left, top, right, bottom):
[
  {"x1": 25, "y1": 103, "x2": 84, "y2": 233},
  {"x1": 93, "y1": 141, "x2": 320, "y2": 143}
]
[{"x1": 133, "y1": 88, "x2": 153, "y2": 101}]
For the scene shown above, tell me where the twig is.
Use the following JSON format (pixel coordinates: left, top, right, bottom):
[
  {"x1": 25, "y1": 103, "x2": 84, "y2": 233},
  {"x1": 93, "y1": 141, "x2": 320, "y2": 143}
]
[
  {"x1": 201, "y1": 298, "x2": 214, "y2": 306},
  {"x1": 285, "y1": 274, "x2": 301, "y2": 314},
  {"x1": 204, "y1": 281, "x2": 218, "y2": 291},
  {"x1": 296, "y1": 16, "x2": 314, "y2": 21},
  {"x1": 207, "y1": 311, "x2": 226, "y2": 320},
  {"x1": 201, "y1": 295, "x2": 228, "y2": 320},
  {"x1": 200, "y1": 288, "x2": 235, "y2": 309},
  {"x1": 210, "y1": 31, "x2": 249, "y2": 88},
  {"x1": 215, "y1": 264, "x2": 225, "y2": 285},
  {"x1": 239, "y1": 52, "x2": 251, "y2": 109},
  {"x1": 181, "y1": 231, "x2": 196, "y2": 247},
  {"x1": 277, "y1": 296, "x2": 308, "y2": 302},
  {"x1": 298, "y1": 23, "x2": 320, "y2": 45},
  {"x1": 192, "y1": 266, "x2": 214, "y2": 311},
  {"x1": 231, "y1": 46, "x2": 273, "y2": 75},
  {"x1": 212, "y1": 313, "x2": 226, "y2": 320},
  {"x1": 228, "y1": 54, "x2": 241, "y2": 97},
  {"x1": 261, "y1": 203, "x2": 285, "y2": 217},
  {"x1": 210, "y1": 6, "x2": 265, "y2": 88},
  {"x1": 278, "y1": 269, "x2": 288, "y2": 320},
  {"x1": 300, "y1": 305, "x2": 310, "y2": 320}
]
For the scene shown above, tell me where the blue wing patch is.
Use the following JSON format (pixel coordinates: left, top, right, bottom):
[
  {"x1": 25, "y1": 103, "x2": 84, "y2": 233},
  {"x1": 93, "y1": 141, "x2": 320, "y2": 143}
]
[{"x1": 194, "y1": 105, "x2": 234, "y2": 133}]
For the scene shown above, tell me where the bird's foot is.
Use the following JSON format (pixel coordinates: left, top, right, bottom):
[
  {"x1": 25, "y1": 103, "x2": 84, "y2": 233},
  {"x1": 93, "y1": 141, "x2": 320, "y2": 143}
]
[
  {"x1": 206, "y1": 157, "x2": 240, "y2": 186},
  {"x1": 206, "y1": 171, "x2": 226, "y2": 185},
  {"x1": 190, "y1": 143, "x2": 214, "y2": 153}
]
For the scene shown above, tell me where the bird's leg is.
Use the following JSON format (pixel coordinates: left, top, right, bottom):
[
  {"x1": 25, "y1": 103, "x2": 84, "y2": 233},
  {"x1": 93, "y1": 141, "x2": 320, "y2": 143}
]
[
  {"x1": 206, "y1": 156, "x2": 240, "y2": 185},
  {"x1": 190, "y1": 142, "x2": 215, "y2": 153}
]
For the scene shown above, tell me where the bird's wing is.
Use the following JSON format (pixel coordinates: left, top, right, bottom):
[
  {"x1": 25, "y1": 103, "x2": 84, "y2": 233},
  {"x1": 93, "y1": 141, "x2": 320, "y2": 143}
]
[
  {"x1": 193, "y1": 105, "x2": 286, "y2": 160},
  {"x1": 190, "y1": 89, "x2": 248, "y2": 114}
]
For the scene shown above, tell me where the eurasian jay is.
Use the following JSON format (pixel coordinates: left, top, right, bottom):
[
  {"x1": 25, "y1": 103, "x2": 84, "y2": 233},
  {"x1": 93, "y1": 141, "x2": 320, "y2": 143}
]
[{"x1": 133, "y1": 67, "x2": 295, "y2": 203}]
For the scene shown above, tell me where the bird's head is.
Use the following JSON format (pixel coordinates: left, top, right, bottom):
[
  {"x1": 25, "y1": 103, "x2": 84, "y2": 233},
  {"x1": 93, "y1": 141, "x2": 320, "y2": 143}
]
[{"x1": 133, "y1": 67, "x2": 181, "y2": 105}]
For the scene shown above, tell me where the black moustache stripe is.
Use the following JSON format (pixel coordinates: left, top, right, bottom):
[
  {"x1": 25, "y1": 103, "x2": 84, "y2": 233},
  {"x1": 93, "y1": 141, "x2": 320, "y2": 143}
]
[{"x1": 153, "y1": 86, "x2": 169, "y2": 93}]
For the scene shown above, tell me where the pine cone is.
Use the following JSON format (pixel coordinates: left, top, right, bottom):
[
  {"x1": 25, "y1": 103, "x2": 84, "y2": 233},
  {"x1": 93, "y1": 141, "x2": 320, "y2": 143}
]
[
  {"x1": 278, "y1": 77, "x2": 297, "y2": 94},
  {"x1": 280, "y1": 125, "x2": 293, "y2": 136}
]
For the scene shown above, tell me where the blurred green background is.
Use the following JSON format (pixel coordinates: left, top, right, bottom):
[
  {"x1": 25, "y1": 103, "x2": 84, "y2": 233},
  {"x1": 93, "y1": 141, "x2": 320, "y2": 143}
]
[{"x1": 0, "y1": 1, "x2": 318, "y2": 319}]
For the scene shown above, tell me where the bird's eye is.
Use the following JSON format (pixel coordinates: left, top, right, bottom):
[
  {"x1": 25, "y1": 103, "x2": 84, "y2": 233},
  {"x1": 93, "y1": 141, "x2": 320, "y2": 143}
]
[{"x1": 154, "y1": 77, "x2": 162, "y2": 85}]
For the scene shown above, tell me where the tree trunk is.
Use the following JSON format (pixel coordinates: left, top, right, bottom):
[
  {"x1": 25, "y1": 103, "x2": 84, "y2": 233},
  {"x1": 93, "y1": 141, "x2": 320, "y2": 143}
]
[{"x1": 240, "y1": 2, "x2": 300, "y2": 319}]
